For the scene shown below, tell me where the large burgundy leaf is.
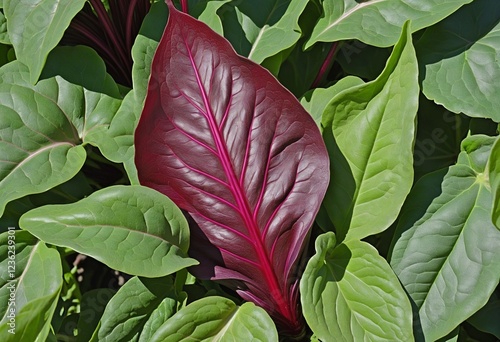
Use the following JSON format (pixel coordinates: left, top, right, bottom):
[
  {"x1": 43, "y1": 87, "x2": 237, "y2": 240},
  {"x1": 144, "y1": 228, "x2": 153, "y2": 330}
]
[{"x1": 134, "y1": 0, "x2": 329, "y2": 335}]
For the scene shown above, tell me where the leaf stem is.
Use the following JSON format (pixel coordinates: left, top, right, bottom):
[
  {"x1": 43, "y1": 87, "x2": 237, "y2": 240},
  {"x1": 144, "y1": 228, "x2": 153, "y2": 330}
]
[
  {"x1": 181, "y1": 0, "x2": 188, "y2": 13},
  {"x1": 310, "y1": 41, "x2": 339, "y2": 89}
]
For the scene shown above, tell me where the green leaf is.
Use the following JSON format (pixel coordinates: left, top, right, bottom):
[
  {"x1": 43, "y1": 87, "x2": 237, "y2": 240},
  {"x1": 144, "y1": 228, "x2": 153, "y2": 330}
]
[
  {"x1": 300, "y1": 232, "x2": 413, "y2": 341},
  {"x1": 321, "y1": 21, "x2": 418, "y2": 241},
  {"x1": 148, "y1": 296, "x2": 278, "y2": 342},
  {"x1": 3, "y1": 0, "x2": 87, "y2": 83},
  {"x1": 197, "y1": 0, "x2": 231, "y2": 35},
  {"x1": 391, "y1": 135, "x2": 500, "y2": 341},
  {"x1": 138, "y1": 295, "x2": 180, "y2": 342},
  {"x1": 490, "y1": 136, "x2": 500, "y2": 230},
  {"x1": 19, "y1": 185, "x2": 198, "y2": 278},
  {"x1": 306, "y1": 0, "x2": 472, "y2": 48},
  {"x1": 0, "y1": 64, "x2": 89, "y2": 216},
  {"x1": 0, "y1": 11, "x2": 9, "y2": 44},
  {"x1": 0, "y1": 231, "x2": 62, "y2": 341},
  {"x1": 300, "y1": 76, "x2": 364, "y2": 128},
  {"x1": 40, "y1": 45, "x2": 121, "y2": 98},
  {"x1": 221, "y1": 0, "x2": 306, "y2": 63},
  {"x1": 419, "y1": 0, "x2": 500, "y2": 120},
  {"x1": 97, "y1": 276, "x2": 177, "y2": 342}
]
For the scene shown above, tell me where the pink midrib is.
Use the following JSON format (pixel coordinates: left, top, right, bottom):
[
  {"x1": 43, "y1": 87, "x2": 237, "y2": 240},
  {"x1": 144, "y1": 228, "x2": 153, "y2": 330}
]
[{"x1": 182, "y1": 37, "x2": 294, "y2": 322}]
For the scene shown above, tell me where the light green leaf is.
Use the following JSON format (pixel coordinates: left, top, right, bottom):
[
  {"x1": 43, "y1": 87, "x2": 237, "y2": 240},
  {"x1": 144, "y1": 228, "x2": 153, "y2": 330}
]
[
  {"x1": 3, "y1": 0, "x2": 87, "y2": 83},
  {"x1": 300, "y1": 76, "x2": 364, "y2": 128},
  {"x1": 247, "y1": 0, "x2": 309, "y2": 64},
  {"x1": 19, "y1": 185, "x2": 198, "y2": 278},
  {"x1": 138, "y1": 295, "x2": 180, "y2": 342},
  {"x1": 306, "y1": 0, "x2": 472, "y2": 48},
  {"x1": 0, "y1": 11, "x2": 9, "y2": 44},
  {"x1": 149, "y1": 296, "x2": 278, "y2": 342},
  {"x1": 419, "y1": 0, "x2": 500, "y2": 120},
  {"x1": 490, "y1": 136, "x2": 500, "y2": 230},
  {"x1": 391, "y1": 135, "x2": 500, "y2": 341},
  {"x1": 322, "y1": 21, "x2": 418, "y2": 241},
  {"x1": 0, "y1": 231, "x2": 62, "y2": 341},
  {"x1": 300, "y1": 232, "x2": 413, "y2": 341},
  {"x1": 97, "y1": 276, "x2": 177, "y2": 342},
  {"x1": 197, "y1": 0, "x2": 231, "y2": 36}
]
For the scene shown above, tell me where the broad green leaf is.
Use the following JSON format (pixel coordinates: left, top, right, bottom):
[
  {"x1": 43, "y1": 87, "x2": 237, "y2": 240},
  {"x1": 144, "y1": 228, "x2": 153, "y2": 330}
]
[
  {"x1": 40, "y1": 45, "x2": 121, "y2": 98},
  {"x1": 19, "y1": 185, "x2": 198, "y2": 278},
  {"x1": 149, "y1": 296, "x2": 278, "y2": 342},
  {"x1": 97, "y1": 276, "x2": 177, "y2": 342},
  {"x1": 388, "y1": 167, "x2": 447, "y2": 259},
  {"x1": 391, "y1": 135, "x2": 500, "y2": 341},
  {"x1": 322, "y1": 21, "x2": 418, "y2": 241},
  {"x1": 490, "y1": 136, "x2": 500, "y2": 230},
  {"x1": 0, "y1": 64, "x2": 87, "y2": 216},
  {"x1": 221, "y1": 0, "x2": 306, "y2": 63},
  {"x1": 0, "y1": 11, "x2": 9, "y2": 44},
  {"x1": 0, "y1": 231, "x2": 62, "y2": 341},
  {"x1": 300, "y1": 232, "x2": 413, "y2": 341},
  {"x1": 3, "y1": 0, "x2": 86, "y2": 83},
  {"x1": 419, "y1": 0, "x2": 500, "y2": 120},
  {"x1": 306, "y1": 0, "x2": 472, "y2": 48},
  {"x1": 138, "y1": 295, "x2": 180, "y2": 342},
  {"x1": 76, "y1": 289, "x2": 115, "y2": 342},
  {"x1": 300, "y1": 76, "x2": 364, "y2": 127},
  {"x1": 197, "y1": 0, "x2": 231, "y2": 35}
]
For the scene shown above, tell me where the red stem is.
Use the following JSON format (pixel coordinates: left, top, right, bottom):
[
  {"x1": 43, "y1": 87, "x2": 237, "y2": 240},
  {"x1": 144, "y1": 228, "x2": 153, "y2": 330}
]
[
  {"x1": 310, "y1": 42, "x2": 339, "y2": 89},
  {"x1": 181, "y1": 0, "x2": 188, "y2": 13}
]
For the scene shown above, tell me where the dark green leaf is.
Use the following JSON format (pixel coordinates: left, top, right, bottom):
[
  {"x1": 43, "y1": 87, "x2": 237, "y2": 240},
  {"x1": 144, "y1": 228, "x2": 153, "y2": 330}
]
[
  {"x1": 418, "y1": 0, "x2": 500, "y2": 120},
  {"x1": 19, "y1": 185, "x2": 198, "y2": 277},
  {"x1": 306, "y1": 0, "x2": 472, "y2": 48}
]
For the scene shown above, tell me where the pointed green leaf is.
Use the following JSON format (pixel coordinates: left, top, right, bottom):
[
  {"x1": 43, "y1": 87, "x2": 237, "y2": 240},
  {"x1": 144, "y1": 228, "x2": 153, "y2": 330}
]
[
  {"x1": 419, "y1": 0, "x2": 500, "y2": 120},
  {"x1": 149, "y1": 296, "x2": 278, "y2": 342},
  {"x1": 306, "y1": 0, "x2": 472, "y2": 48},
  {"x1": 300, "y1": 232, "x2": 413, "y2": 341},
  {"x1": 197, "y1": 0, "x2": 231, "y2": 36},
  {"x1": 3, "y1": 0, "x2": 86, "y2": 83},
  {"x1": 300, "y1": 76, "x2": 364, "y2": 128},
  {"x1": 97, "y1": 276, "x2": 177, "y2": 342},
  {"x1": 0, "y1": 231, "x2": 62, "y2": 341},
  {"x1": 19, "y1": 185, "x2": 198, "y2": 278},
  {"x1": 490, "y1": 136, "x2": 500, "y2": 230},
  {"x1": 391, "y1": 135, "x2": 500, "y2": 341},
  {"x1": 322, "y1": 22, "x2": 418, "y2": 241}
]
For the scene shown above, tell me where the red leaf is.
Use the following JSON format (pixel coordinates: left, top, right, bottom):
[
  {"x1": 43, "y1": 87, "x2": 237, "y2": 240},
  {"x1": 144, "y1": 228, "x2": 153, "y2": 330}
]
[{"x1": 134, "y1": 0, "x2": 329, "y2": 335}]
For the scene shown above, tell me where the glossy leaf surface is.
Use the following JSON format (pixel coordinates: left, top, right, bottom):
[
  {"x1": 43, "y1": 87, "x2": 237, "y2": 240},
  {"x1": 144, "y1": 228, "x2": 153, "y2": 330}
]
[
  {"x1": 321, "y1": 22, "x2": 418, "y2": 241},
  {"x1": 306, "y1": 0, "x2": 471, "y2": 48},
  {"x1": 19, "y1": 185, "x2": 197, "y2": 278},
  {"x1": 135, "y1": 1, "x2": 329, "y2": 334},
  {"x1": 391, "y1": 135, "x2": 500, "y2": 341},
  {"x1": 300, "y1": 232, "x2": 413, "y2": 341},
  {"x1": 149, "y1": 296, "x2": 278, "y2": 342}
]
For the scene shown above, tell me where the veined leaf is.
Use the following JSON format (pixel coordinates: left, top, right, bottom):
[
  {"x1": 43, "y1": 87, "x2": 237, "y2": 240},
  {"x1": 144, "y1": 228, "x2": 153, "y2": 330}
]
[
  {"x1": 0, "y1": 231, "x2": 62, "y2": 341},
  {"x1": 306, "y1": 0, "x2": 472, "y2": 48},
  {"x1": 321, "y1": 21, "x2": 418, "y2": 241},
  {"x1": 148, "y1": 296, "x2": 278, "y2": 342},
  {"x1": 19, "y1": 185, "x2": 197, "y2": 278},
  {"x1": 96, "y1": 276, "x2": 177, "y2": 342},
  {"x1": 300, "y1": 232, "x2": 413, "y2": 341},
  {"x1": 134, "y1": 1, "x2": 329, "y2": 335},
  {"x1": 3, "y1": 0, "x2": 86, "y2": 83},
  {"x1": 391, "y1": 135, "x2": 500, "y2": 341},
  {"x1": 419, "y1": 0, "x2": 500, "y2": 120}
]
